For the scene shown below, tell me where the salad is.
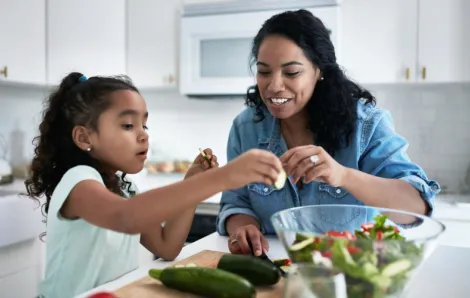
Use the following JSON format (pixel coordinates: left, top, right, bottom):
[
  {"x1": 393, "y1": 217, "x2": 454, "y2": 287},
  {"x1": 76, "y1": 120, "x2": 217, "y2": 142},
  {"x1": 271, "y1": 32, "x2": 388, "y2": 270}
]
[{"x1": 286, "y1": 214, "x2": 424, "y2": 298}]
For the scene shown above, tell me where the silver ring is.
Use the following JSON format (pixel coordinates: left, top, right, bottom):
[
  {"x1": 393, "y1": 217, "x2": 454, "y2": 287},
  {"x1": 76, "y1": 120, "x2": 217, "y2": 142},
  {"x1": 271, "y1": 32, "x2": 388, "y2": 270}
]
[
  {"x1": 310, "y1": 155, "x2": 319, "y2": 166},
  {"x1": 230, "y1": 238, "x2": 238, "y2": 245}
]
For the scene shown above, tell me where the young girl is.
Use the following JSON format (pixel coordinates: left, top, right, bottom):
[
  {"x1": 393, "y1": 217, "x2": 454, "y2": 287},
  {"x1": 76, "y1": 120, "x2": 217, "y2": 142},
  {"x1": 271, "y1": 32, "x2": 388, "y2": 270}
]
[{"x1": 25, "y1": 72, "x2": 283, "y2": 298}]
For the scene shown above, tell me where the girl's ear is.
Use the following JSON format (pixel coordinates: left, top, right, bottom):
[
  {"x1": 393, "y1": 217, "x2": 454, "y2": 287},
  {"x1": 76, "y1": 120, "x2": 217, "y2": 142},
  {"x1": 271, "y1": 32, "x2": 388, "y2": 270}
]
[{"x1": 72, "y1": 125, "x2": 93, "y2": 151}]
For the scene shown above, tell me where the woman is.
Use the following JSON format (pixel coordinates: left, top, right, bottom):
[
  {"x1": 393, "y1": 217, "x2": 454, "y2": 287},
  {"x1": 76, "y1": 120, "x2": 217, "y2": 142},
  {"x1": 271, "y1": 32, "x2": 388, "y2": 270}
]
[{"x1": 216, "y1": 9, "x2": 440, "y2": 256}]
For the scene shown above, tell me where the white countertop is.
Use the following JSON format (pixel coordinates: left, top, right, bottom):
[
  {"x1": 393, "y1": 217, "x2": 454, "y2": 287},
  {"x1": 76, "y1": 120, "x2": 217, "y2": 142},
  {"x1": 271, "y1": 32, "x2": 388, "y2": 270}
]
[{"x1": 77, "y1": 232, "x2": 470, "y2": 298}]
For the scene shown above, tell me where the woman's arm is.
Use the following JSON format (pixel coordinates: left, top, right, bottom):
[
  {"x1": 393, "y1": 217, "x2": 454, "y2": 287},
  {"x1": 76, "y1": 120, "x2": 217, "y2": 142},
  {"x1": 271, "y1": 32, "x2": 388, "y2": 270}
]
[
  {"x1": 341, "y1": 168, "x2": 427, "y2": 224},
  {"x1": 225, "y1": 214, "x2": 260, "y2": 236},
  {"x1": 281, "y1": 109, "x2": 439, "y2": 226}
]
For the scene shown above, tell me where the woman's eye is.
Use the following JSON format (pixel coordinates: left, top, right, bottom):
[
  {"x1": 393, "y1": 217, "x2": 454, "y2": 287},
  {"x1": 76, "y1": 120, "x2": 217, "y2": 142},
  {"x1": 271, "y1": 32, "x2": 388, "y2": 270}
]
[
  {"x1": 257, "y1": 70, "x2": 271, "y2": 76},
  {"x1": 285, "y1": 71, "x2": 300, "y2": 77},
  {"x1": 122, "y1": 124, "x2": 133, "y2": 130},
  {"x1": 143, "y1": 125, "x2": 149, "y2": 130}
]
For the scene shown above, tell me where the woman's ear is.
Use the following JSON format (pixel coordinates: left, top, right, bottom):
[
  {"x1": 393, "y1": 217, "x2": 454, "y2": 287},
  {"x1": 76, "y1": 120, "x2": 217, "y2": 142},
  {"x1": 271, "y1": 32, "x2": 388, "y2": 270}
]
[
  {"x1": 316, "y1": 67, "x2": 323, "y2": 81},
  {"x1": 72, "y1": 125, "x2": 92, "y2": 151}
]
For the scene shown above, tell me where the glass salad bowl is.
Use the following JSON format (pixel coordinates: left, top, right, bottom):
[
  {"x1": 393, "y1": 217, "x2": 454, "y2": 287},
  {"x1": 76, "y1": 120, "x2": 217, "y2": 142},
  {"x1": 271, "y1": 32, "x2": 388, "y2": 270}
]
[{"x1": 271, "y1": 205, "x2": 445, "y2": 298}]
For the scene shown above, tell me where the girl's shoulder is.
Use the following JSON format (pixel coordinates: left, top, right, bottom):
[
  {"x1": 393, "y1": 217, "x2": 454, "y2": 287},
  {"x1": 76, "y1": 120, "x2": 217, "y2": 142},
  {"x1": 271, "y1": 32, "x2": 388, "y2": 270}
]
[{"x1": 49, "y1": 165, "x2": 105, "y2": 220}]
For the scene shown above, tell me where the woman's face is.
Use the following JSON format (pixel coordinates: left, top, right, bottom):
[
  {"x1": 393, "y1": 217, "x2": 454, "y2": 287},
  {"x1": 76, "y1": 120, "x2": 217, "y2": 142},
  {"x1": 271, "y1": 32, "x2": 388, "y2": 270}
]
[{"x1": 256, "y1": 35, "x2": 321, "y2": 119}]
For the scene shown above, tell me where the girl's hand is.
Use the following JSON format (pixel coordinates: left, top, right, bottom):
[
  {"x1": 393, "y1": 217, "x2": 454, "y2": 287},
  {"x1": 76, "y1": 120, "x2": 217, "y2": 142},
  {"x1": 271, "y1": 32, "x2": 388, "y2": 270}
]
[
  {"x1": 185, "y1": 148, "x2": 218, "y2": 179},
  {"x1": 280, "y1": 145, "x2": 347, "y2": 187},
  {"x1": 221, "y1": 149, "x2": 283, "y2": 190}
]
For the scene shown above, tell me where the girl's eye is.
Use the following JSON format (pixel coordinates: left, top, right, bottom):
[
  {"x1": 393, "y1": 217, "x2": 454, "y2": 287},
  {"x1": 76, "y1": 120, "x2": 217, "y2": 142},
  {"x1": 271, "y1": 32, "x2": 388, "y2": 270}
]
[
  {"x1": 122, "y1": 124, "x2": 133, "y2": 130},
  {"x1": 143, "y1": 125, "x2": 149, "y2": 130},
  {"x1": 257, "y1": 70, "x2": 271, "y2": 76}
]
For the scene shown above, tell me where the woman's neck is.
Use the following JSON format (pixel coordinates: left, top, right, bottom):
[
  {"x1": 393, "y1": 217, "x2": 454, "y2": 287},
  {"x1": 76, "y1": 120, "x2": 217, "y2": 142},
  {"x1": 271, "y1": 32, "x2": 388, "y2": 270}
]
[{"x1": 280, "y1": 112, "x2": 314, "y2": 148}]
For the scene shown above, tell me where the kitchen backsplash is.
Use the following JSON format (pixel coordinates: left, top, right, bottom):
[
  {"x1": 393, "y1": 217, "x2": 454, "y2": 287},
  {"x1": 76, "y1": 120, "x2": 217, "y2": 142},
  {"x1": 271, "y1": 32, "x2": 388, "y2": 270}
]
[{"x1": 0, "y1": 83, "x2": 468, "y2": 193}]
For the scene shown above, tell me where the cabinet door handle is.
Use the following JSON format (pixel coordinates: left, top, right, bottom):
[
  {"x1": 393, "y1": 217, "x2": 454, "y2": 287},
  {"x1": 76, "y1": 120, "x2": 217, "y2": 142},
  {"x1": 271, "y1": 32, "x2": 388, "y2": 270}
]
[
  {"x1": 405, "y1": 67, "x2": 410, "y2": 80},
  {"x1": 0, "y1": 66, "x2": 7, "y2": 78},
  {"x1": 421, "y1": 67, "x2": 427, "y2": 80}
]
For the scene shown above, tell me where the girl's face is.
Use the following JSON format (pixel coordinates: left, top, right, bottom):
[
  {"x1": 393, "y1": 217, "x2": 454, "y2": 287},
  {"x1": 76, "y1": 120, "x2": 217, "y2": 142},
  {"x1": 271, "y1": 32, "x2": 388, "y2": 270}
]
[
  {"x1": 256, "y1": 35, "x2": 322, "y2": 119},
  {"x1": 87, "y1": 90, "x2": 149, "y2": 174}
]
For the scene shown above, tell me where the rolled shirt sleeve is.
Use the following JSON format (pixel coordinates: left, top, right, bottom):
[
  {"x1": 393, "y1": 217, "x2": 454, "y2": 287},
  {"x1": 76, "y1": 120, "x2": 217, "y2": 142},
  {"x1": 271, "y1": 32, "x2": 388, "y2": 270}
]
[{"x1": 359, "y1": 108, "x2": 440, "y2": 227}]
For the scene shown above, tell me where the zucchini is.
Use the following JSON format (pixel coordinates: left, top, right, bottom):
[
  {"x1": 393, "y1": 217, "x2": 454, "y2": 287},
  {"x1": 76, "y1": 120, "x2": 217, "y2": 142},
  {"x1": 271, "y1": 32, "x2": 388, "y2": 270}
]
[
  {"x1": 149, "y1": 267, "x2": 255, "y2": 298},
  {"x1": 217, "y1": 254, "x2": 281, "y2": 286}
]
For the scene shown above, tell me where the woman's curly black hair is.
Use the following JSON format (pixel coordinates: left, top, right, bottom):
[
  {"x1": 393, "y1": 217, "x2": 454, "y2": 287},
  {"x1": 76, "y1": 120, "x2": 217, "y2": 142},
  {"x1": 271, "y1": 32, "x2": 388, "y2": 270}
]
[
  {"x1": 25, "y1": 72, "x2": 138, "y2": 230},
  {"x1": 246, "y1": 9, "x2": 376, "y2": 156}
]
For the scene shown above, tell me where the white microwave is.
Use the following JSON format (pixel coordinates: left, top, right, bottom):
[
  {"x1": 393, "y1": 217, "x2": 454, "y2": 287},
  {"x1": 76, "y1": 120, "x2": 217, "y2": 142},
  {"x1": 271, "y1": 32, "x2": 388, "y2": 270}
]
[{"x1": 179, "y1": 1, "x2": 340, "y2": 98}]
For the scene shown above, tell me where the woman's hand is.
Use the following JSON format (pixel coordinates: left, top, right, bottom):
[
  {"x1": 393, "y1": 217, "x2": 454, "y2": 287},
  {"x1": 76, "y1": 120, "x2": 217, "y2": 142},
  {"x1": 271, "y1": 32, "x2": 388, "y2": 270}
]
[
  {"x1": 184, "y1": 148, "x2": 218, "y2": 179},
  {"x1": 280, "y1": 145, "x2": 348, "y2": 187},
  {"x1": 228, "y1": 224, "x2": 269, "y2": 256}
]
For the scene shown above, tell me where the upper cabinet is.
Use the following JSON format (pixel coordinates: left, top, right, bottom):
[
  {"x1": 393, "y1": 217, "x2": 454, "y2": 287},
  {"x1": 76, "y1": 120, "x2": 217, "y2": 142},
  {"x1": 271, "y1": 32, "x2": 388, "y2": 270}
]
[
  {"x1": 340, "y1": 0, "x2": 470, "y2": 84},
  {"x1": 126, "y1": 0, "x2": 180, "y2": 90},
  {"x1": 0, "y1": 0, "x2": 468, "y2": 88},
  {"x1": 0, "y1": 0, "x2": 46, "y2": 85},
  {"x1": 339, "y1": 0, "x2": 417, "y2": 84},
  {"x1": 126, "y1": 0, "x2": 232, "y2": 90},
  {"x1": 46, "y1": 0, "x2": 126, "y2": 85},
  {"x1": 418, "y1": 0, "x2": 470, "y2": 83}
]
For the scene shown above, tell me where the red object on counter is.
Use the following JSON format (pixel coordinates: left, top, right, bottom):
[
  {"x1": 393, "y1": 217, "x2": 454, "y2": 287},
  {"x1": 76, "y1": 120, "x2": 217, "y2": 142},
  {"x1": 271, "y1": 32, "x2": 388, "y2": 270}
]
[{"x1": 87, "y1": 292, "x2": 118, "y2": 298}]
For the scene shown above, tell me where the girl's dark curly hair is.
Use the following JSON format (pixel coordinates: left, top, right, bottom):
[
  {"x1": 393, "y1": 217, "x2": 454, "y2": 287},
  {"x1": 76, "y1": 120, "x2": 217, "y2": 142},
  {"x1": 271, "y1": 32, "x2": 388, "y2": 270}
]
[
  {"x1": 246, "y1": 9, "x2": 376, "y2": 156},
  {"x1": 25, "y1": 72, "x2": 138, "y2": 228}
]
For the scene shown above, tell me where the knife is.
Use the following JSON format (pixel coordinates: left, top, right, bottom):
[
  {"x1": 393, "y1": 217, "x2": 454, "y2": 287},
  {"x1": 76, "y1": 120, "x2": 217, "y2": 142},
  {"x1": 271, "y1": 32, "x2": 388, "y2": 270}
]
[{"x1": 248, "y1": 241, "x2": 288, "y2": 278}]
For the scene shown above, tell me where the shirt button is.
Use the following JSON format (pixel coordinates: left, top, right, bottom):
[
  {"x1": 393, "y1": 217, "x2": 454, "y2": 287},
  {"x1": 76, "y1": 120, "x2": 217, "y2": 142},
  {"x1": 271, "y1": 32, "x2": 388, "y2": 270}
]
[
  {"x1": 264, "y1": 187, "x2": 269, "y2": 193},
  {"x1": 336, "y1": 189, "x2": 341, "y2": 194}
]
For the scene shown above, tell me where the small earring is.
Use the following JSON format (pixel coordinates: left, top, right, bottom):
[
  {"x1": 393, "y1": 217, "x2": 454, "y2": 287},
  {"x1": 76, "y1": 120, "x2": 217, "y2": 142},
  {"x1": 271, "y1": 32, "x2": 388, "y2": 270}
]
[
  {"x1": 320, "y1": 76, "x2": 324, "y2": 81},
  {"x1": 86, "y1": 148, "x2": 91, "y2": 152}
]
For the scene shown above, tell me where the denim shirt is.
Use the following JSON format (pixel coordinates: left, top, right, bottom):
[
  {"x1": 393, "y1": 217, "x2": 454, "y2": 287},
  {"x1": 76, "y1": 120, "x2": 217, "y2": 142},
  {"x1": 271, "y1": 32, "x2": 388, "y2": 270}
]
[{"x1": 216, "y1": 100, "x2": 440, "y2": 236}]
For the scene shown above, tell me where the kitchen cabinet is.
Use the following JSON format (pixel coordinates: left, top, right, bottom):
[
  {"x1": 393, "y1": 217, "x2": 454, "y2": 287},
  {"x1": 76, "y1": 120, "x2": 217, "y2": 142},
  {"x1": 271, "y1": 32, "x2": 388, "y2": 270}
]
[
  {"x1": 340, "y1": 0, "x2": 470, "y2": 84},
  {"x1": 126, "y1": 0, "x2": 179, "y2": 90},
  {"x1": 340, "y1": 0, "x2": 417, "y2": 84},
  {"x1": 46, "y1": 0, "x2": 126, "y2": 85},
  {"x1": 0, "y1": 0, "x2": 46, "y2": 85},
  {"x1": 418, "y1": 0, "x2": 470, "y2": 83},
  {"x1": 126, "y1": 0, "x2": 232, "y2": 90}
]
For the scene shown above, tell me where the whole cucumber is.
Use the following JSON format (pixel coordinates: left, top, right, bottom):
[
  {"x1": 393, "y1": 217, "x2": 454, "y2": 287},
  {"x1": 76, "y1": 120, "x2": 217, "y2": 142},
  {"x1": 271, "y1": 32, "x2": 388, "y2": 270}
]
[
  {"x1": 217, "y1": 254, "x2": 281, "y2": 286},
  {"x1": 149, "y1": 267, "x2": 256, "y2": 298}
]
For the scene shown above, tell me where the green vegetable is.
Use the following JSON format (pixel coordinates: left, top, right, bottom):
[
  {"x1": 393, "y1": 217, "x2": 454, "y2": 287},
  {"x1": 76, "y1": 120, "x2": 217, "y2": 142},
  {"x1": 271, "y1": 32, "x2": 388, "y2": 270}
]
[
  {"x1": 273, "y1": 258, "x2": 290, "y2": 267},
  {"x1": 149, "y1": 267, "x2": 256, "y2": 298},
  {"x1": 290, "y1": 237, "x2": 315, "y2": 251},
  {"x1": 381, "y1": 259, "x2": 412, "y2": 277},
  {"x1": 287, "y1": 214, "x2": 424, "y2": 298},
  {"x1": 217, "y1": 254, "x2": 281, "y2": 286}
]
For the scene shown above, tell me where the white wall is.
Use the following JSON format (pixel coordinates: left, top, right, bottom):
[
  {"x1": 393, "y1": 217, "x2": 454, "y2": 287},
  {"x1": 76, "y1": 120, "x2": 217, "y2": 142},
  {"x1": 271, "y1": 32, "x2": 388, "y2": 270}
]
[{"x1": 0, "y1": 83, "x2": 469, "y2": 193}]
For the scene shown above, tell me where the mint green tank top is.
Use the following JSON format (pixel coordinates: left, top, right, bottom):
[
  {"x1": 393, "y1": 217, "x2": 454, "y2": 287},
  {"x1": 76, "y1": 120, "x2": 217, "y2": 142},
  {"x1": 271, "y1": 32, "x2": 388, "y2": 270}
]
[{"x1": 39, "y1": 166, "x2": 140, "y2": 298}]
